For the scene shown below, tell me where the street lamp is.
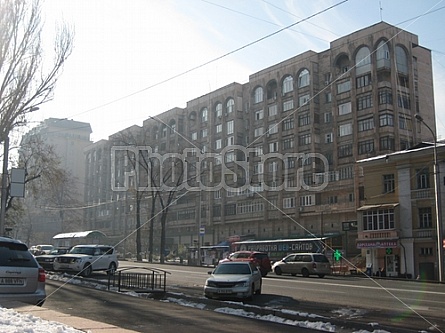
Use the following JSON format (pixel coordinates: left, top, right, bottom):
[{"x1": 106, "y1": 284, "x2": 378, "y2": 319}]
[
  {"x1": 0, "y1": 106, "x2": 39, "y2": 236},
  {"x1": 415, "y1": 113, "x2": 444, "y2": 282}
]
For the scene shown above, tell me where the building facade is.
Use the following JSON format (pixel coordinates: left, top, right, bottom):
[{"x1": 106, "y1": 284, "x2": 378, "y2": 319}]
[
  {"x1": 357, "y1": 143, "x2": 445, "y2": 281},
  {"x1": 83, "y1": 22, "x2": 436, "y2": 262}
]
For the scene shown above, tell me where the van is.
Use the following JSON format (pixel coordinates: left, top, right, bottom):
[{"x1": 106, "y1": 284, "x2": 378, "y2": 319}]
[{"x1": 272, "y1": 253, "x2": 332, "y2": 278}]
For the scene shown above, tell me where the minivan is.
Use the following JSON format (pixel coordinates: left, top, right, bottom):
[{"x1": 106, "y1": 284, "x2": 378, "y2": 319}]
[{"x1": 272, "y1": 253, "x2": 332, "y2": 278}]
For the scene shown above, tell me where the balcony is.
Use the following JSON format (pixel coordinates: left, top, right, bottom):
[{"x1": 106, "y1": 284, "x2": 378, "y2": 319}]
[
  {"x1": 411, "y1": 188, "x2": 433, "y2": 200},
  {"x1": 412, "y1": 228, "x2": 434, "y2": 239},
  {"x1": 357, "y1": 230, "x2": 399, "y2": 240}
]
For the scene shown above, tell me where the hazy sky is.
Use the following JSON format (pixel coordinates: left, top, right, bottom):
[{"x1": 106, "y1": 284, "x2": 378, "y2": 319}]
[{"x1": 33, "y1": 0, "x2": 445, "y2": 142}]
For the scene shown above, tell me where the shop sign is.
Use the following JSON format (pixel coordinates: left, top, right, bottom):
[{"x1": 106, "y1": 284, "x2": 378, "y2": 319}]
[{"x1": 356, "y1": 240, "x2": 398, "y2": 249}]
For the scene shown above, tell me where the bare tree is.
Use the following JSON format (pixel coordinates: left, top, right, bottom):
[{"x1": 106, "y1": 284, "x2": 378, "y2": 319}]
[{"x1": 0, "y1": 0, "x2": 74, "y2": 139}]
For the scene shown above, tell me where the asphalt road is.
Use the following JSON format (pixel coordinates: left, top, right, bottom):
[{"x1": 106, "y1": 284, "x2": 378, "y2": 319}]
[{"x1": 45, "y1": 279, "x2": 322, "y2": 333}]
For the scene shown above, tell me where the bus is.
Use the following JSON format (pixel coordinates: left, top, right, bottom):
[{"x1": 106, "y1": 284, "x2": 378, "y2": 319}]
[{"x1": 231, "y1": 235, "x2": 342, "y2": 261}]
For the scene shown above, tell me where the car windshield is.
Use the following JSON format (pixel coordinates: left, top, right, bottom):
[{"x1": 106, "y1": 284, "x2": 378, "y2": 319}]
[
  {"x1": 214, "y1": 263, "x2": 252, "y2": 275},
  {"x1": 69, "y1": 247, "x2": 95, "y2": 255},
  {"x1": 0, "y1": 241, "x2": 36, "y2": 267}
]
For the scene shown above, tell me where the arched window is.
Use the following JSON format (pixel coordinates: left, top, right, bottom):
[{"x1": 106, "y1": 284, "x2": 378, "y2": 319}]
[
  {"x1": 153, "y1": 126, "x2": 159, "y2": 140},
  {"x1": 201, "y1": 107, "x2": 208, "y2": 122},
  {"x1": 355, "y1": 46, "x2": 371, "y2": 75},
  {"x1": 215, "y1": 102, "x2": 222, "y2": 117},
  {"x1": 226, "y1": 98, "x2": 235, "y2": 113},
  {"x1": 298, "y1": 69, "x2": 310, "y2": 88},
  {"x1": 282, "y1": 75, "x2": 293, "y2": 94},
  {"x1": 169, "y1": 120, "x2": 176, "y2": 134},
  {"x1": 161, "y1": 124, "x2": 167, "y2": 138},
  {"x1": 376, "y1": 40, "x2": 390, "y2": 69},
  {"x1": 395, "y1": 46, "x2": 408, "y2": 74},
  {"x1": 254, "y1": 87, "x2": 263, "y2": 104}
]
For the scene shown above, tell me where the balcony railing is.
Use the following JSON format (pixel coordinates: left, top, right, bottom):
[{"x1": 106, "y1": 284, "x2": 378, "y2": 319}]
[
  {"x1": 412, "y1": 188, "x2": 433, "y2": 199},
  {"x1": 358, "y1": 230, "x2": 399, "y2": 240}
]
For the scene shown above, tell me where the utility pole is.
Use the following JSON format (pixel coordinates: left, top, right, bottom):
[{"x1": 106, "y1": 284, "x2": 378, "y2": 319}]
[{"x1": 0, "y1": 136, "x2": 9, "y2": 236}]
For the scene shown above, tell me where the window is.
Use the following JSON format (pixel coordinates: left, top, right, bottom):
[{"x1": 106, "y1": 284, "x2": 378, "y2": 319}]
[
  {"x1": 226, "y1": 98, "x2": 235, "y2": 113},
  {"x1": 282, "y1": 137, "x2": 294, "y2": 150},
  {"x1": 282, "y1": 75, "x2": 293, "y2": 94},
  {"x1": 226, "y1": 136, "x2": 234, "y2": 146},
  {"x1": 191, "y1": 132, "x2": 198, "y2": 140},
  {"x1": 325, "y1": 133, "x2": 333, "y2": 143},
  {"x1": 358, "y1": 117, "x2": 374, "y2": 132},
  {"x1": 419, "y1": 207, "x2": 432, "y2": 228},
  {"x1": 300, "y1": 195, "x2": 315, "y2": 206},
  {"x1": 299, "y1": 94, "x2": 310, "y2": 107},
  {"x1": 215, "y1": 103, "x2": 222, "y2": 118},
  {"x1": 299, "y1": 133, "x2": 311, "y2": 146},
  {"x1": 383, "y1": 174, "x2": 395, "y2": 193},
  {"x1": 395, "y1": 46, "x2": 408, "y2": 74},
  {"x1": 283, "y1": 99, "x2": 294, "y2": 112},
  {"x1": 324, "y1": 112, "x2": 332, "y2": 123},
  {"x1": 269, "y1": 142, "x2": 278, "y2": 152},
  {"x1": 338, "y1": 102, "x2": 351, "y2": 115},
  {"x1": 287, "y1": 157, "x2": 296, "y2": 168},
  {"x1": 420, "y1": 247, "x2": 433, "y2": 256},
  {"x1": 216, "y1": 124, "x2": 222, "y2": 133},
  {"x1": 215, "y1": 139, "x2": 222, "y2": 149},
  {"x1": 268, "y1": 123, "x2": 278, "y2": 134},
  {"x1": 328, "y1": 196, "x2": 338, "y2": 204},
  {"x1": 380, "y1": 136, "x2": 395, "y2": 150},
  {"x1": 282, "y1": 118, "x2": 294, "y2": 131},
  {"x1": 325, "y1": 92, "x2": 332, "y2": 103},
  {"x1": 225, "y1": 150, "x2": 235, "y2": 163},
  {"x1": 397, "y1": 94, "x2": 410, "y2": 109},
  {"x1": 254, "y1": 127, "x2": 263, "y2": 137},
  {"x1": 357, "y1": 94, "x2": 373, "y2": 110},
  {"x1": 268, "y1": 104, "x2": 278, "y2": 117},
  {"x1": 416, "y1": 169, "x2": 430, "y2": 189},
  {"x1": 298, "y1": 113, "x2": 310, "y2": 126},
  {"x1": 283, "y1": 197, "x2": 296, "y2": 209},
  {"x1": 378, "y1": 88, "x2": 392, "y2": 104},
  {"x1": 227, "y1": 120, "x2": 234, "y2": 135},
  {"x1": 298, "y1": 69, "x2": 310, "y2": 88},
  {"x1": 255, "y1": 110, "x2": 263, "y2": 121},
  {"x1": 358, "y1": 139, "x2": 374, "y2": 154},
  {"x1": 225, "y1": 204, "x2": 236, "y2": 216},
  {"x1": 362, "y1": 209, "x2": 395, "y2": 230},
  {"x1": 376, "y1": 40, "x2": 390, "y2": 68},
  {"x1": 338, "y1": 143, "x2": 353, "y2": 157},
  {"x1": 269, "y1": 160, "x2": 278, "y2": 172},
  {"x1": 339, "y1": 123, "x2": 352, "y2": 137},
  {"x1": 337, "y1": 80, "x2": 351, "y2": 94},
  {"x1": 355, "y1": 46, "x2": 371, "y2": 75},
  {"x1": 379, "y1": 113, "x2": 394, "y2": 127},
  {"x1": 399, "y1": 115, "x2": 412, "y2": 130},
  {"x1": 339, "y1": 166, "x2": 353, "y2": 180},
  {"x1": 213, "y1": 205, "x2": 221, "y2": 217},
  {"x1": 201, "y1": 128, "x2": 207, "y2": 138},
  {"x1": 254, "y1": 163, "x2": 264, "y2": 174},
  {"x1": 254, "y1": 146, "x2": 263, "y2": 156},
  {"x1": 254, "y1": 87, "x2": 263, "y2": 104},
  {"x1": 356, "y1": 74, "x2": 372, "y2": 88},
  {"x1": 161, "y1": 125, "x2": 167, "y2": 138},
  {"x1": 201, "y1": 108, "x2": 208, "y2": 122}
]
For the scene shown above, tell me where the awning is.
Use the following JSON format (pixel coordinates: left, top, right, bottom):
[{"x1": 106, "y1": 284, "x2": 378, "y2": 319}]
[
  {"x1": 53, "y1": 230, "x2": 107, "y2": 239},
  {"x1": 357, "y1": 203, "x2": 399, "y2": 211}
]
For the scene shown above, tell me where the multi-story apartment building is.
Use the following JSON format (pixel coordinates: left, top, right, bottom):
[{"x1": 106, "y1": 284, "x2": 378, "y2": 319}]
[
  {"x1": 357, "y1": 143, "x2": 445, "y2": 281},
  {"x1": 83, "y1": 22, "x2": 436, "y2": 262},
  {"x1": 18, "y1": 118, "x2": 92, "y2": 242}
]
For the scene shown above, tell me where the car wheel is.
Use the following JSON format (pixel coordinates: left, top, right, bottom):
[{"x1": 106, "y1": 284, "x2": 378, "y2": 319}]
[
  {"x1": 274, "y1": 266, "x2": 282, "y2": 275},
  {"x1": 82, "y1": 264, "x2": 93, "y2": 277},
  {"x1": 107, "y1": 262, "x2": 117, "y2": 275},
  {"x1": 261, "y1": 270, "x2": 268, "y2": 277},
  {"x1": 247, "y1": 284, "x2": 255, "y2": 301},
  {"x1": 301, "y1": 268, "x2": 310, "y2": 277},
  {"x1": 318, "y1": 274, "x2": 325, "y2": 278}
]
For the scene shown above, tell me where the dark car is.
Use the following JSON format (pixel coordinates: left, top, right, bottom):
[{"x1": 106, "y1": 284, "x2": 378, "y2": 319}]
[
  {"x1": 0, "y1": 236, "x2": 46, "y2": 306},
  {"x1": 220, "y1": 251, "x2": 271, "y2": 277},
  {"x1": 35, "y1": 247, "x2": 71, "y2": 271}
]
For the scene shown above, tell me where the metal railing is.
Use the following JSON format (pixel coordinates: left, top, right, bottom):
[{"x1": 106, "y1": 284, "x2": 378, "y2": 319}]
[{"x1": 107, "y1": 266, "x2": 171, "y2": 293}]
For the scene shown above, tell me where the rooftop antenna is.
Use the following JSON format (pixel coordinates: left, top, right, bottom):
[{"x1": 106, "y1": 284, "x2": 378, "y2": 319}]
[{"x1": 379, "y1": 1, "x2": 383, "y2": 21}]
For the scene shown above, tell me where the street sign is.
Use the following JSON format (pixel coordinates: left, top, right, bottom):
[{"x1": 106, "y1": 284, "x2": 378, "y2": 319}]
[{"x1": 199, "y1": 227, "x2": 205, "y2": 236}]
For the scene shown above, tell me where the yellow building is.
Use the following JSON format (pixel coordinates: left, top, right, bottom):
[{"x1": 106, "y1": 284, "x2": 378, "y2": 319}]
[{"x1": 357, "y1": 142, "x2": 445, "y2": 280}]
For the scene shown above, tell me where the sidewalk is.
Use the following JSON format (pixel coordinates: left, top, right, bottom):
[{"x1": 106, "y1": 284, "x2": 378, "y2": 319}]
[{"x1": 2, "y1": 300, "x2": 139, "y2": 333}]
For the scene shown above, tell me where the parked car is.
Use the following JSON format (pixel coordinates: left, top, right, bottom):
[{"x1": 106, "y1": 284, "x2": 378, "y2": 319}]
[
  {"x1": 53, "y1": 244, "x2": 118, "y2": 277},
  {"x1": 272, "y1": 253, "x2": 332, "y2": 278},
  {"x1": 219, "y1": 251, "x2": 271, "y2": 276},
  {"x1": 35, "y1": 247, "x2": 71, "y2": 271},
  {"x1": 204, "y1": 261, "x2": 262, "y2": 300},
  {"x1": 0, "y1": 236, "x2": 46, "y2": 306},
  {"x1": 30, "y1": 244, "x2": 54, "y2": 256}
]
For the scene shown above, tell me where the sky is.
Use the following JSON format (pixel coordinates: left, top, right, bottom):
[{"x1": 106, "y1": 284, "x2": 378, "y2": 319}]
[
  {"x1": 27, "y1": 0, "x2": 445, "y2": 143},
  {"x1": 0, "y1": 274, "x2": 386, "y2": 333}
]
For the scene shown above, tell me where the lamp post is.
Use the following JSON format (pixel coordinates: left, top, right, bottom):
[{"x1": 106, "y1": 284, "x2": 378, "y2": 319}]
[{"x1": 415, "y1": 114, "x2": 444, "y2": 282}]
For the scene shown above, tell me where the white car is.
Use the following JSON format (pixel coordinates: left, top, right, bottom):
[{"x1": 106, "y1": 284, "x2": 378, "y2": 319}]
[
  {"x1": 53, "y1": 244, "x2": 118, "y2": 277},
  {"x1": 204, "y1": 261, "x2": 262, "y2": 300}
]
